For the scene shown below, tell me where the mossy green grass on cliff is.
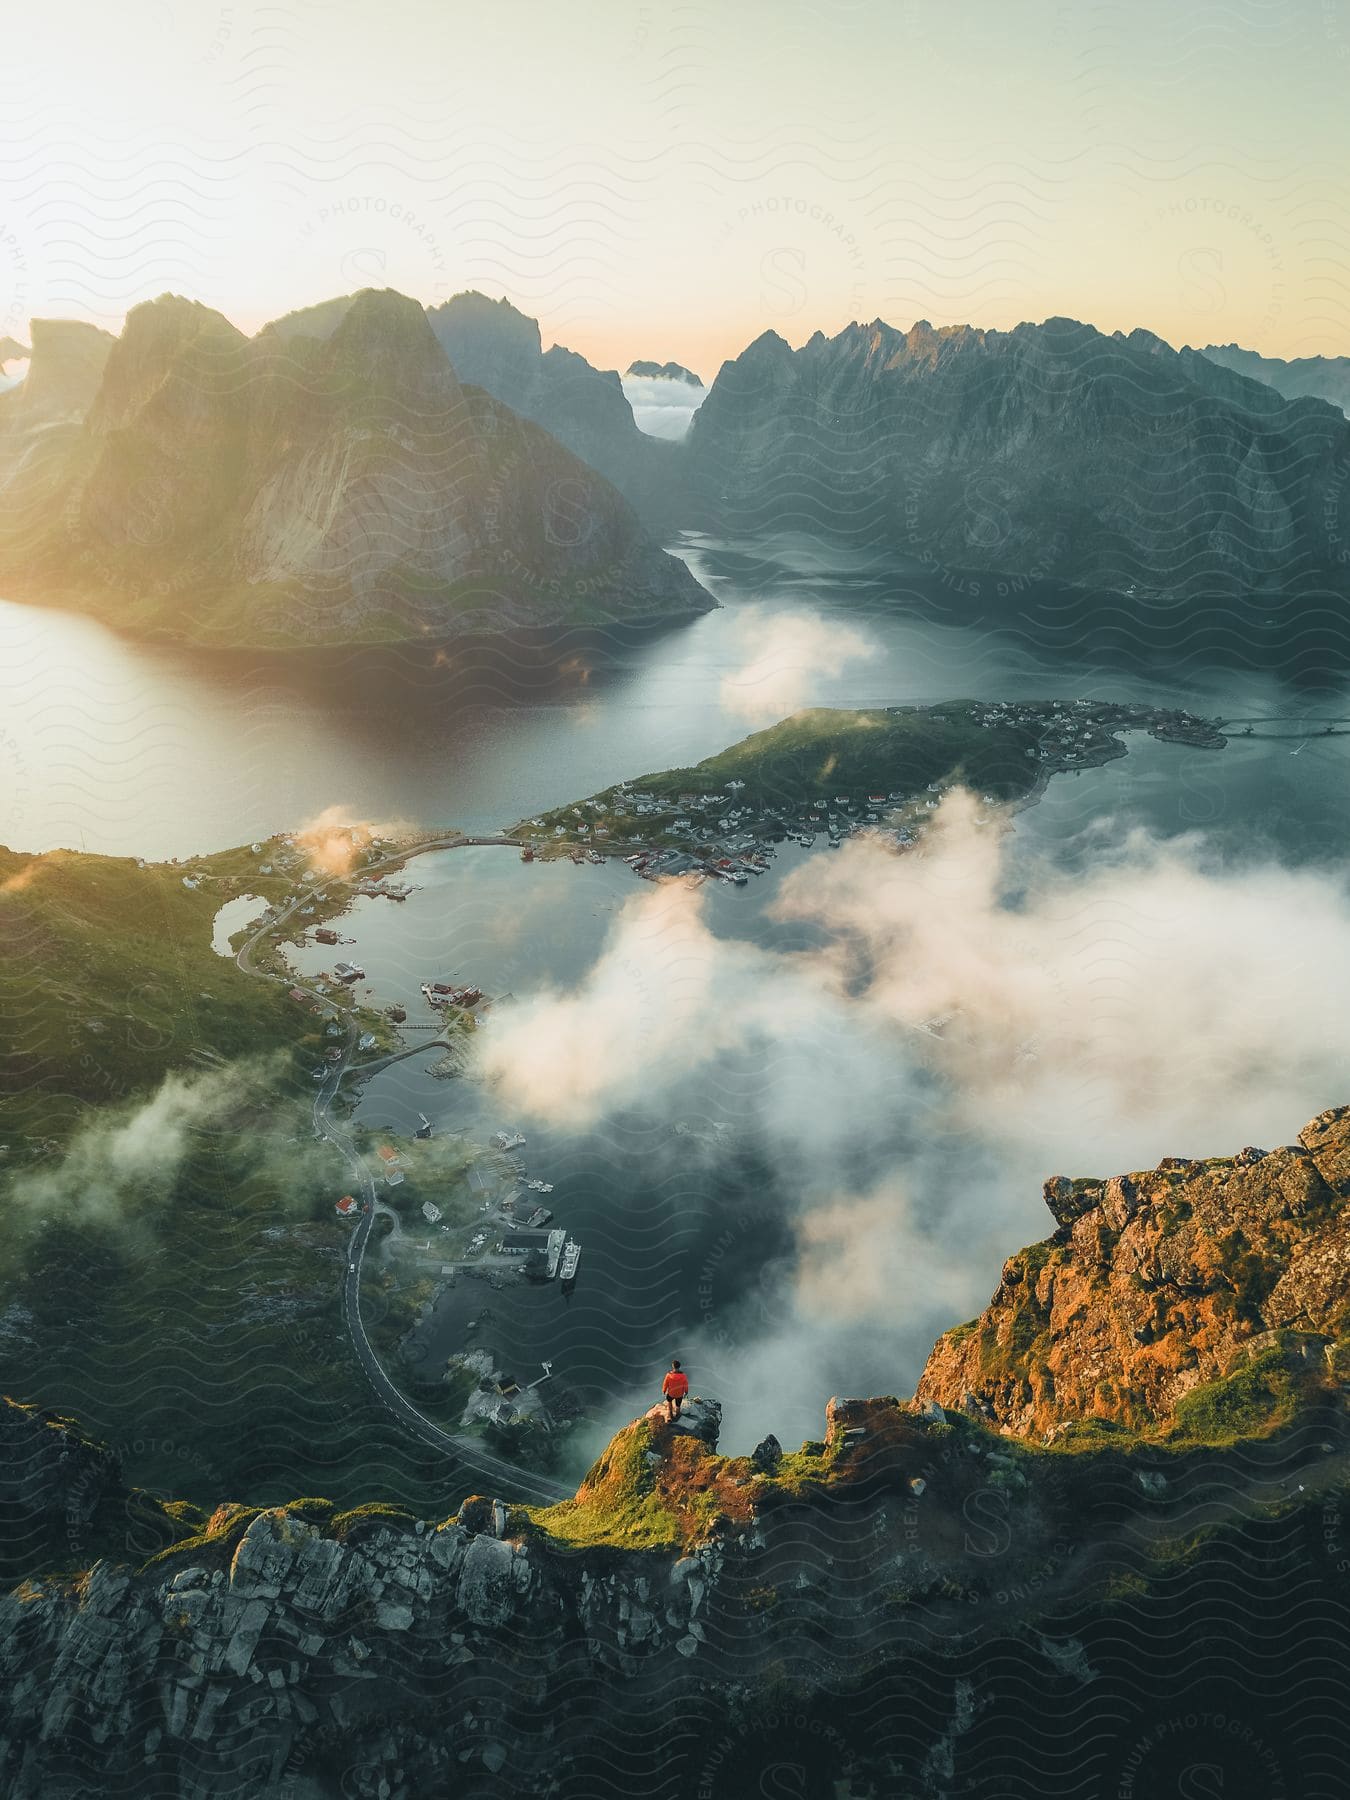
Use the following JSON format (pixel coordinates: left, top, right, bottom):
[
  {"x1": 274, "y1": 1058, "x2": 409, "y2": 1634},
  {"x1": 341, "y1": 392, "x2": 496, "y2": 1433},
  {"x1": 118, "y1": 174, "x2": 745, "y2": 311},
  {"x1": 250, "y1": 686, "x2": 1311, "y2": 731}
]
[
  {"x1": 528, "y1": 1422, "x2": 686, "y2": 1550},
  {"x1": 1168, "y1": 1339, "x2": 1323, "y2": 1445}
]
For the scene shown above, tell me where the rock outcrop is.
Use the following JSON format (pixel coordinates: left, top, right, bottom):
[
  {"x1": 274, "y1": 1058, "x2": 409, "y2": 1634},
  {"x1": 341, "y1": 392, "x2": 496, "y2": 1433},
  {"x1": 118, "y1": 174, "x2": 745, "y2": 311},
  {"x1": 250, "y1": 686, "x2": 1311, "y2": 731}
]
[
  {"x1": 686, "y1": 315, "x2": 1350, "y2": 602},
  {"x1": 3, "y1": 1106, "x2": 1350, "y2": 1795},
  {"x1": 918, "y1": 1105, "x2": 1350, "y2": 1438},
  {"x1": 2, "y1": 1384, "x2": 1345, "y2": 1798},
  {"x1": 0, "y1": 290, "x2": 713, "y2": 647}
]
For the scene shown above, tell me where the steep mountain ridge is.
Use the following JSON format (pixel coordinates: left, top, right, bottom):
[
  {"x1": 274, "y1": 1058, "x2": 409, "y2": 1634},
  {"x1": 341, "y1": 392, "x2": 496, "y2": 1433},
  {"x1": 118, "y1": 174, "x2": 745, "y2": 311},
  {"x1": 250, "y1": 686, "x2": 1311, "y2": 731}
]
[
  {"x1": 687, "y1": 314, "x2": 1350, "y2": 602},
  {"x1": 0, "y1": 289, "x2": 712, "y2": 647},
  {"x1": 426, "y1": 291, "x2": 683, "y2": 520},
  {"x1": 919, "y1": 1103, "x2": 1350, "y2": 1438},
  {"x1": 1, "y1": 1105, "x2": 1347, "y2": 1794}
]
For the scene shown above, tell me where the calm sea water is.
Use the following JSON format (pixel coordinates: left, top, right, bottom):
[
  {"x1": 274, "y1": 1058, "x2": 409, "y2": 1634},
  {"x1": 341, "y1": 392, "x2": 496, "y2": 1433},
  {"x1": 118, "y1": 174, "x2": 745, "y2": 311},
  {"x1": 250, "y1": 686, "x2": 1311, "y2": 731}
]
[{"x1": 6, "y1": 533, "x2": 1342, "y2": 860}]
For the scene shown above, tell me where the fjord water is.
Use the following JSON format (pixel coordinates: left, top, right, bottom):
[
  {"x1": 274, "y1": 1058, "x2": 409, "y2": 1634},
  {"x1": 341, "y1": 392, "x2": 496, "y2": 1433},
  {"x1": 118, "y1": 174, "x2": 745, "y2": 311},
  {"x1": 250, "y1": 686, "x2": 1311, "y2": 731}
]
[
  {"x1": 10, "y1": 536, "x2": 1350, "y2": 1462},
  {"x1": 7, "y1": 533, "x2": 1348, "y2": 861}
]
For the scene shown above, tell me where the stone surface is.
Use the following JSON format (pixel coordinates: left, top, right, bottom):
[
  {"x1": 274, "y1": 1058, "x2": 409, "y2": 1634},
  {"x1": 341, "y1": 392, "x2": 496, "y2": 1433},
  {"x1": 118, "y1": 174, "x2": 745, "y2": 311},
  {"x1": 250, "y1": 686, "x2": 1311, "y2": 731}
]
[
  {"x1": 0, "y1": 291, "x2": 713, "y2": 646},
  {"x1": 687, "y1": 316, "x2": 1350, "y2": 601},
  {"x1": 919, "y1": 1105, "x2": 1350, "y2": 1435}
]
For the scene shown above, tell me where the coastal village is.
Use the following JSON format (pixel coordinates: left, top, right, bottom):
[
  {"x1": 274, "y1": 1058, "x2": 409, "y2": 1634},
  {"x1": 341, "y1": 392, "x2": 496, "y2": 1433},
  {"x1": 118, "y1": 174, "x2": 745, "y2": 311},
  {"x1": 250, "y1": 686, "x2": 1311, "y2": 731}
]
[{"x1": 509, "y1": 698, "x2": 1227, "y2": 882}]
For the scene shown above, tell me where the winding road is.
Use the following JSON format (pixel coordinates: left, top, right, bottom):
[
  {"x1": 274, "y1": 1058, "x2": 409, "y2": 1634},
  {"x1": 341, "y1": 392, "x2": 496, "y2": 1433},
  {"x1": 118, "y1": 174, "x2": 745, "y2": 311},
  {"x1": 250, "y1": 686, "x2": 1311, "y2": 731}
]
[{"x1": 235, "y1": 832, "x2": 572, "y2": 1505}]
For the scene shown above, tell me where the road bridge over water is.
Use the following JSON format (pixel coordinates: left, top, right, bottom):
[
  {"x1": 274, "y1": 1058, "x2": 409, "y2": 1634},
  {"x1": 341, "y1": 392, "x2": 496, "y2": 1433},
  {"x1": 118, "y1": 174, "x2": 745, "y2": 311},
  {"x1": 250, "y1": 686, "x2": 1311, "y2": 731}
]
[{"x1": 1217, "y1": 716, "x2": 1350, "y2": 740}]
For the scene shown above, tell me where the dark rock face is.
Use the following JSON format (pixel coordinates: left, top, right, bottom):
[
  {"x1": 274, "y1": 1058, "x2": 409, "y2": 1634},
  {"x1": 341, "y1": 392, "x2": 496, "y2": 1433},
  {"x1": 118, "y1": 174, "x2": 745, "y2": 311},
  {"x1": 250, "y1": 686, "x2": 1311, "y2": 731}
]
[
  {"x1": 1199, "y1": 341, "x2": 1350, "y2": 416},
  {"x1": 4, "y1": 1115, "x2": 1349, "y2": 1795},
  {"x1": 687, "y1": 316, "x2": 1350, "y2": 601},
  {"x1": 0, "y1": 289, "x2": 713, "y2": 646},
  {"x1": 426, "y1": 292, "x2": 683, "y2": 523},
  {"x1": 920, "y1": 1105, "x2": 1350, "y2": 1436},
  {"x1": 3, "y1": 1397, "x2": 1347, "y2": 1799},
  {"x1": 749, "y1": 1433, "x2": 782, "y2": 1472},
  {"x1": 0, "y1": 1401, "x2": 121, "y2": 1585},
  {"x1": 658, "y1": 1393, "x2": 722, "y2": 1450}
]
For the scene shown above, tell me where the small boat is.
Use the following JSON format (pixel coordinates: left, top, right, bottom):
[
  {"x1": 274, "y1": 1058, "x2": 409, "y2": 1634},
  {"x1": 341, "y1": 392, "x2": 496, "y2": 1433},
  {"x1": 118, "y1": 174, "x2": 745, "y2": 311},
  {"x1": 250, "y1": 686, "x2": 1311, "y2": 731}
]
[
  {"x1": 586, "y1": 849, "x2": 604, "y2": 864},
  {"x1": 559, "y1": 1240, "x2": 581, "y2": 1283}
]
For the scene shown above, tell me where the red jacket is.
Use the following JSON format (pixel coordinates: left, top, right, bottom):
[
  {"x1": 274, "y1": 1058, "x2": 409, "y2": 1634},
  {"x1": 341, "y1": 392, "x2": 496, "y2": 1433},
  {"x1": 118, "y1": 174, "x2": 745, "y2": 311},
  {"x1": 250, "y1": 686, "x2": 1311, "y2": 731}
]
[{"x1": 662, "y1": 1369, "x2": 689, "y2": 1399}]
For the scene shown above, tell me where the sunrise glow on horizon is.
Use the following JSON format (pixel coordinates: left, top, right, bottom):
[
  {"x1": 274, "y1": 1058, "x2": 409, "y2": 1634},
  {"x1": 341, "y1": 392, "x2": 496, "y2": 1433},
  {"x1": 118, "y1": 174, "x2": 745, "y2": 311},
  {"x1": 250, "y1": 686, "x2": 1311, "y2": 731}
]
[{"x1": 5, "y1": 0, "x2": 1349, "y2": 377}]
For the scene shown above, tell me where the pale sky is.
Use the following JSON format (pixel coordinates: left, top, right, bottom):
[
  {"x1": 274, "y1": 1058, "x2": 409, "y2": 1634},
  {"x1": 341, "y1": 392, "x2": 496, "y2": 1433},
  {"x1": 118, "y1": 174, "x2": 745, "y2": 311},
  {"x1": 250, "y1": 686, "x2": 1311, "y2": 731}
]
[{"x1": 5, "y1": 0, "x2": 1348, "y2": 378}]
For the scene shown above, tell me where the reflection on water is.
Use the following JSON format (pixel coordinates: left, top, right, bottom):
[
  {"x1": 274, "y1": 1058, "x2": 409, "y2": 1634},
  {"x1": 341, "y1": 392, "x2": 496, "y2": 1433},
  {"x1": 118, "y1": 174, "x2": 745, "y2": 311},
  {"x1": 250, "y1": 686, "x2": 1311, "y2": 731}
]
[{"x1": 6, "y1": 534, "x2": 1347, "y2": 859}]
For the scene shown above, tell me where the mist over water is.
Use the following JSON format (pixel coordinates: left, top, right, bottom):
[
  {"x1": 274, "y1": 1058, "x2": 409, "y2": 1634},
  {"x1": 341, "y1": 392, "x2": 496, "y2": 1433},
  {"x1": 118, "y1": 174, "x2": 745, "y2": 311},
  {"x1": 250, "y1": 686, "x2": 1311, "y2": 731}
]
[
  {"x1": 297, "y1": 747, "x2": 1350, "y2": 1460},
  {"x1": 620, "y1": 372, "x2": 707, "y2": 440},
  {"x1": 4, "y1": 533, "x2": 1346, "y2": 860},
  {"x1": 10, "y1": 533, "x2": 1350, "y2": 1459}
]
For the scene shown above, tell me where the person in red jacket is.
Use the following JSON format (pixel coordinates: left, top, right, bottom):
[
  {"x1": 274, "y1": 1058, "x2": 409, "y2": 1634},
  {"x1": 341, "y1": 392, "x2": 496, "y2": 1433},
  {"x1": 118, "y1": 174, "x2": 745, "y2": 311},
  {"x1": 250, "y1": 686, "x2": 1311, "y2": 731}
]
[{"x1": 661, "y1": 1359, "x2": 690, "y2": 1421}]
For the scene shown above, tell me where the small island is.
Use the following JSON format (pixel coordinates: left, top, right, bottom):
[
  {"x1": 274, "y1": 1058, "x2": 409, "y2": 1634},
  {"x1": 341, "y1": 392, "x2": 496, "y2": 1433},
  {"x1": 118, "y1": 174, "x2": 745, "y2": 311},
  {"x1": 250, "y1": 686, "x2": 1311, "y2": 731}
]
[{"x1": 511, "y1": 698, "x2": 1227, "y2": 878}]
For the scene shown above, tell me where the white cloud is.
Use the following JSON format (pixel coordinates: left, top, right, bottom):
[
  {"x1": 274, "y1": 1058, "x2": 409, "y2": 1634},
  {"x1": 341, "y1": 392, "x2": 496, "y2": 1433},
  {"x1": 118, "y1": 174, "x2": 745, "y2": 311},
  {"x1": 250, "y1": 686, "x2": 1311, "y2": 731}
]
[
  {"x1": 472, "y1": 794, "x2": 1350, "y2": 1448},
  {"x1": 718, "y1": 606, "x2": 877, "y2": 724},
  {"x1": 621, "y1": 373, "x2": 707, "y2": 441}
]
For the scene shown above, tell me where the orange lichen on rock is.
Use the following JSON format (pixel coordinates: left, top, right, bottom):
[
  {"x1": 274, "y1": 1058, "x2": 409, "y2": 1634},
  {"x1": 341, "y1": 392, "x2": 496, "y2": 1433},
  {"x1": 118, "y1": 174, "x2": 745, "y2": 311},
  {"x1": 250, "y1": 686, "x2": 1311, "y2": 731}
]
[{"x1": 918, "y1": 1106, "x2": 1350, "y2": 1438}]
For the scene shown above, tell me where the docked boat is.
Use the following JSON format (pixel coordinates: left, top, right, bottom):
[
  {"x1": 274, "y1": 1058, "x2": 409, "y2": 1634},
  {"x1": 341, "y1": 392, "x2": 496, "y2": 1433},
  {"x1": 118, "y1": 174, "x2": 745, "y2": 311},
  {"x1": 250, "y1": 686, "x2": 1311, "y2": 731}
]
[
  {"x1": 491, "y1": 1130, "x2": 526, "y2": 1152},
  {"x1": 520, "y1": 845, "x2": 535, "y2": 861},
  {"x1": 559, "y1": 1240, "x2": 581, "y2": 1283},
  {"x1": 415, "y1": 1113, "x2": 433, "y2": 1139}
]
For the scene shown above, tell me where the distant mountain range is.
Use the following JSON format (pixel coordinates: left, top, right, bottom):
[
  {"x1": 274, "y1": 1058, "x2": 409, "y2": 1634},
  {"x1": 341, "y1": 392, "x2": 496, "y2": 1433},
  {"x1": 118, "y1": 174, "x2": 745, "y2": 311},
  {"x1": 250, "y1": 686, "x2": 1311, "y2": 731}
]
[
  {"x1": 0, "y1": 290, "x2": 712, "y2": 649},
  {"x1": 686, "y1": 316, "x2": 1350, "y2": 601},
  {"x1": 625, "y1": 359, "x2": 703, "y2": 388},
  {"x1": 1198, "y1": 341, "x2": 1350, "y2": 416},
  {"x1": 6, "y1": 289, "x2": 1350, "y2": 643}
]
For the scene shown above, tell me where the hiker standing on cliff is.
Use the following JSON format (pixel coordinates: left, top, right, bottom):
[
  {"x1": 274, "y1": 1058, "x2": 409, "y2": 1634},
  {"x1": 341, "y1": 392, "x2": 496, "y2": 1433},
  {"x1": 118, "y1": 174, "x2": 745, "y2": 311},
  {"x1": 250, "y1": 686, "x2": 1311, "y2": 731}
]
[{"x1": 662, "y1": 1359, "x2": 690, "y2": 1421}]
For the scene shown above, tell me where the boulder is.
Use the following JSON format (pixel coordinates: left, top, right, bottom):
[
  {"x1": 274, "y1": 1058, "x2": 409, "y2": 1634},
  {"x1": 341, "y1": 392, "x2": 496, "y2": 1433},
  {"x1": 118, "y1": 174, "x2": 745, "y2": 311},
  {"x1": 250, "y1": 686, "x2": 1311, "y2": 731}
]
[{"x1": 749, "y1": 1434, "x2": 782, "y2": 1474}]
